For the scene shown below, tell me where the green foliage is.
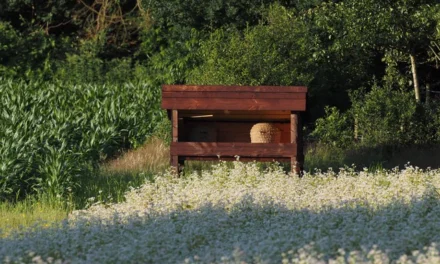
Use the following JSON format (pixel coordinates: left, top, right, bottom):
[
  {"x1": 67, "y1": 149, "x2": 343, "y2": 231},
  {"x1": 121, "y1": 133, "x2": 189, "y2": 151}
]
[
  {"x1": 51, "y1": 36, "x2": 151, "y2": 84},
  {"x1": 74, "y1": 170, "x2": 156, "y2": 209},
  {"x1": 304, "y1": 143, "x2": 347, "y2": 172},
  {"x1": 0, "y1": 21, "x2": 56, "y2": 79},
  {"x1": 315, "y1": 0, "x2": 439, "y2": 95},
  {"x1": 143, "y1": 0, "x2": 271, "y2": 36},
  {"x1": 55, "y1": 54, "x2": 147, "y2": 84},
  {"x1": 350, "y1": 85, "x2": 419, "y2": 146},
  {"x1": 138, "y1": 0, "x2": 300, "y2": 86},
  {"x1": 311, "y1": 82, "x2": 440, "y2": 148},
  {"x1": 189, "y1": 4, "x2": 314, "y2": 86},
  {"x1": 1, "y1": 1, "x2": 440, "y2": 198},
  {"x1": 139, "y1": 28, "x2": 201, "y2": 86},
  {"x1": 310, "y1": 106, "x2": 353, "y2": 148},
  {"x1": 0, "y1": 79, "x2": 163, "y2": 200}
]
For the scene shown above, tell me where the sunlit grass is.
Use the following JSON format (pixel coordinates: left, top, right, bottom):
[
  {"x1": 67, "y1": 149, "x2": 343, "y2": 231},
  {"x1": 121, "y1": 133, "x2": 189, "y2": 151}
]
[
  {"x1": 101, "y1": 137, "x2": 169, "y2": 174},
  {"x1": 0, "y1": 137, "x2": 170, "y2": 237},
  {"x1": 0, "y1": 194, "x2": 70, "y2": 238}
]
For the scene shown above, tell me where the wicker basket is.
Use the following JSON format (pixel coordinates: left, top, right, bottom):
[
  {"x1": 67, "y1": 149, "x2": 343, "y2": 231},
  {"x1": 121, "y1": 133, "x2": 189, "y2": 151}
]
[
  {"x1": 189, "y1": 125, "x2": 217, "y2": 142},
  {"x1": 250, "y1": 123, "x2": 281, "y2": 143}
]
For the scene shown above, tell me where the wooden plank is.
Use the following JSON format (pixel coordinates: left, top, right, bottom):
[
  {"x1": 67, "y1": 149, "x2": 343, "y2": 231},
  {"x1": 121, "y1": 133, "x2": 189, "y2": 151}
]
[
  {"x1": 162, "y1": 98, "x2": 306, "y2": 111},
  {"x1": 290, "y1": 113, "x2": 298, "y2": 144},
  {"x1": 163, "y1": 91, "x2": 306, "y2": 99},
  {"x1": 185, "y1": 115, "x2": 290, "y2": 121},
  {"x1": 179, "y1": 110, "x2": 291, "y2": 116},
  {"x1": 183, "y1": 122, "x2": 290, "y2": 143},
  {"x1": 163, "y1": 85, "x2": 307, "y2": 93},
  {"x1": 172, "y1": 110, "x2": 178, "y2": 143},
  {"x1": 171, "y1": 142, "x2": 296, "y2": 157},
  {"x1": 178, "y1": 110, "x2": 290, "y2": 121},
  {"x1": 183, "y1": 156, "x2": 291, "y2": 162}
]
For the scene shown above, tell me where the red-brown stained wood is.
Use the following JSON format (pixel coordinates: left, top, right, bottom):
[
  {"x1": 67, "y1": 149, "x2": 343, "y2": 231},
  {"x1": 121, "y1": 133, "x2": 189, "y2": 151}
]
[
  {"x1": 171, "y1": 110, "x2": 180, "y2": 176},
  {"x1": 162, "y1": 85, "x2": 307, "y2": 176},
  {"x1": 178, "y1": 110, "x2": 291, "y2": 121},
  {"x1": 179, "y1": 110, "x2": 291, "y2": 115},
  {"x1": 184, "y1": 157, "x2": 291, "y2": 162},
  {"x1": 162, "y1": 98, "x2": 306, "y2": 111},
  {"x1": 185, "y1": 114, "x2": 289, "y2": 121},
  {"x1": 290, "y1": 112, "x2": 303, "y2": 175},
  {"x1": 290, "y1": 113, "x2": 298, "y2": 144},
  {"x1": 171, "y1": 142, "x2": 296, "y2": 157},
  {"x1": 171, "y1": 155, "x2": 179, "y2": 171},
  {"x1": 163, "y1": 85, "x2": 307, "y2": 93},
  {"x1": 179, "y1": 110, "x2": 291, "y2": 114},
  {"x1": 172, "y1": 110, "x2": 178, "y2": 143},
  {"x1": 182, "y1": 122, "x2": 290, "y2": 143},
  {"x1": 162, "y1": 91, "x2": 306, "y2": 99}
]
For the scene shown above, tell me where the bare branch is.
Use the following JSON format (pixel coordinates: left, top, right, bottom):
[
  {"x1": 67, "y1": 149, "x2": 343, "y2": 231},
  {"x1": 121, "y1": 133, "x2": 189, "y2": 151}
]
[{"x1": 429, "y1": 43, "x2": 440, "y2": 61}]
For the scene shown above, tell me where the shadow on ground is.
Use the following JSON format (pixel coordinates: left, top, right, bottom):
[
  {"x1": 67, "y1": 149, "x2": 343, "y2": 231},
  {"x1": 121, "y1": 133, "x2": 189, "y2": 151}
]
[{"x1": 305, "y1": 143, "x2": 440, "y2": 172}]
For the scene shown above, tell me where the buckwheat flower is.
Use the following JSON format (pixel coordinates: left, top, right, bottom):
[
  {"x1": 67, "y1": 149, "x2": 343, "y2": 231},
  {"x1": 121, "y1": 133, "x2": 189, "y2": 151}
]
[{"x1": 3, "y1": 164, "x2": 440, "y2": 263}]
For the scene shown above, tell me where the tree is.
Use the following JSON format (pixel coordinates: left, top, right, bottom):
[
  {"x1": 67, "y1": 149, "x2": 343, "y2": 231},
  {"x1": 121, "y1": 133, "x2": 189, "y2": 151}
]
[
  {"x1": 188, "y1": 5, "x2": 314, "y2": 86},
  {"x1": 319, "y1": 0, "x2": 440, "y2": 102}
]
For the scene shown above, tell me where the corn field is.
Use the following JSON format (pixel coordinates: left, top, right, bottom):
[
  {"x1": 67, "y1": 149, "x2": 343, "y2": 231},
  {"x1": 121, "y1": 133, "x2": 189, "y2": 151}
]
[{"x1": 0, "y1": 78, "x2": 163, "y2": 200}]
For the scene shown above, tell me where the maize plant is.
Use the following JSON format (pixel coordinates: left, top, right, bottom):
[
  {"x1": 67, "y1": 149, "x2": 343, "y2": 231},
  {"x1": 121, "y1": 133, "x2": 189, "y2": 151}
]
[{"x1": 0, "y1": 78, "x2": 163, "y2": 200}]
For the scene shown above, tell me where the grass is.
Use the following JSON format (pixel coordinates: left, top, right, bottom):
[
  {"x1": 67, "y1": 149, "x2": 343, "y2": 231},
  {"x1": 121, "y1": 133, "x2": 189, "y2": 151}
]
[
  {"x1": 74, "y1": 137, "x2": 169, "y2": 208},
  {"x1": 304, "y1": 143, "x2": 440, "y2": 172},
  {"x1": 101, "y1": 137, "x2": 169, "y2": 174},
  {"x1": 0, "y1": 194, "x2": 71, "y2": 238},
  {"x1": 0, "y1": 137, "x2": 169, "y2": 236}
]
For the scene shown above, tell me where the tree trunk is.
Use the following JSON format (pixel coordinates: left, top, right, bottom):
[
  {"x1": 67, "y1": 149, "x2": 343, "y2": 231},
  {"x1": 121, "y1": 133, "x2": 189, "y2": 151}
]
[{"x1": 410, "y1": 54, "x2": 421, "y2": 103}]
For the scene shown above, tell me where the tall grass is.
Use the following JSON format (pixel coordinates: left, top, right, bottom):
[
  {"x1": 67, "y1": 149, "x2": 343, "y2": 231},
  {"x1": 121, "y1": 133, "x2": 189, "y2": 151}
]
[
  {"x1": 0, "y1": 194, "x2": 71, "y2": 238},
  {"x1": 0, "y1": 137, "x2": 169, "y2": 236},
  {"x1": 75, "y1": 137, "x2": 169, "y2": 208},
  {"x1": 101, "y1": 137, "x2": 169, "y2": 174}
]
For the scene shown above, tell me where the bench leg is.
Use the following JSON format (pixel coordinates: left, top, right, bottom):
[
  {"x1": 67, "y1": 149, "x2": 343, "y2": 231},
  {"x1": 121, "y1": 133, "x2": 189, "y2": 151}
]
[
  {"x1": 291, "y1": 156, "x2": 299, "y2": 175},
  {"x1": 171, "y1": 155, "x2": 179, "y2": 176},
  {"x1": 291, "y1": 111, "x2": 304, "y2": 177}
]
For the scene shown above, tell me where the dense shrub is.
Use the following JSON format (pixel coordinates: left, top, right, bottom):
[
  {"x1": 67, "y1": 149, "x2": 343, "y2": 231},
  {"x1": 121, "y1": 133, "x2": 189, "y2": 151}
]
[
  {"x1": 0, "y1": 22, "x2": 56, "y2": 80},
  {"x1": 351, "y1": 85, "x2": 422, "y2": 146},
  {"x1": 0, "y1": 79, "x2": 164, "y2": 200},
  {"x1": 310, "y1": 106, "x2": 353, "y2": 148},
  {"x1": 312, "y1": 84, "x2": 440, "y2": 148},
  {"x1": 188, "y1": 5, "x2": 314, "y2": 86}
]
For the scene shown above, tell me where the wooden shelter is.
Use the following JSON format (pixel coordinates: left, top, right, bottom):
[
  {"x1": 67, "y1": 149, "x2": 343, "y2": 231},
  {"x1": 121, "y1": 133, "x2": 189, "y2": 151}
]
[{"x1": 161, "y1": 85, "x2": 307, "y2": 174}]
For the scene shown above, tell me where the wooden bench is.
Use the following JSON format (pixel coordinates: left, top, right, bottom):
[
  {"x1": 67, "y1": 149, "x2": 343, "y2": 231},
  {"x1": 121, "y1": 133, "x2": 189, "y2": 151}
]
[{"x1": 161, "y1": 85, "x2": 307, "y2": 174}]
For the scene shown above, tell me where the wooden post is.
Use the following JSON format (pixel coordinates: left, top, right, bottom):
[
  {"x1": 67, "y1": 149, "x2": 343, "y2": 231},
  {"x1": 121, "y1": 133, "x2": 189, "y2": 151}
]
[
  {"x1": 171, "y1": 110, "x2": 179, "y2": 175},
  {"x1": 410, "y1": 54, "x2": 421, "y2": 103},
  {"x1": 290, "y1": 112, "x2": 303, "y2": 176}
]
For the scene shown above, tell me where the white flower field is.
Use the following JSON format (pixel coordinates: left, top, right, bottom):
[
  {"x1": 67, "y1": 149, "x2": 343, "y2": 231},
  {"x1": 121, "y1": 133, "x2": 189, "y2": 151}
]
[{"x1": 2, "y1": 162, "x2": 440, "y2": 263}]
